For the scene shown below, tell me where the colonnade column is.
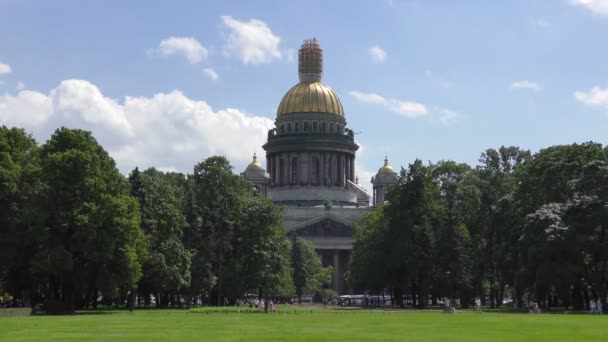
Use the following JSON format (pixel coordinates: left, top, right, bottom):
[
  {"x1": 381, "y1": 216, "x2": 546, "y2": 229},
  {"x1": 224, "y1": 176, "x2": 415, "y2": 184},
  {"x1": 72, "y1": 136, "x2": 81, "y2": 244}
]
[
  {"x1": 339, "y1": 153, "x2": 344, "y2": 187},
  {"x1": 322, "y1": 152, "x2": 327, "y2": 186},
  {"x1": 333, "y1": 152, "x2": 337, "y2": 186},
  {"x1": 346, "y1": 156, "x2": 351, "y2": 183},
  {"x1": 267, "y1": 156, "x2": 272, "y2": 184},
  {"x1": 350, "y1": 156, "x2": 355, "y2": 182},
  {"x1": 332, "y1": 250, "x2": 340, "y2": 293}
]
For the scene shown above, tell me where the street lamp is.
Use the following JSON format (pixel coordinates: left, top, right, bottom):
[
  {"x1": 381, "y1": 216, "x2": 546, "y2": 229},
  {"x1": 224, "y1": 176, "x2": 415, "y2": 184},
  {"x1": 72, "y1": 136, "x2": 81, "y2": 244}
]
[{"x1": 264, "y1": 264, "x2": 270, "y2": 313}]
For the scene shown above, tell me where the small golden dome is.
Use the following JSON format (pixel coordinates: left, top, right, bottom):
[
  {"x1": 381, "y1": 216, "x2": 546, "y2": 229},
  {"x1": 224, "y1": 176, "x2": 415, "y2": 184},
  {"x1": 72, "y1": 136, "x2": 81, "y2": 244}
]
[
  {"x1": 378, "y1": 156, "x2": 396, "y2": 174},
  {"x1": 277, "y1": 81, "x2": 344, "y2": 116},
  {"x1": 246, "y1": 153, "x2": 264, "y2": 172}
]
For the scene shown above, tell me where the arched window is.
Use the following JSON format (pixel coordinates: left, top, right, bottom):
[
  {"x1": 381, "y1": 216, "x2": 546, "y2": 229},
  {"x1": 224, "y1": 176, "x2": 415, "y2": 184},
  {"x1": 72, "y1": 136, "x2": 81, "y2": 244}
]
[
  {"x1": 291, "y1": 158, "x2": 298, "y2": 184},
  {"x1": 287, "y1": 123, "x2": 291, "y2": 132},
  {"x1": 311, "y1": 157, "x2": 320, "y2": 185}
]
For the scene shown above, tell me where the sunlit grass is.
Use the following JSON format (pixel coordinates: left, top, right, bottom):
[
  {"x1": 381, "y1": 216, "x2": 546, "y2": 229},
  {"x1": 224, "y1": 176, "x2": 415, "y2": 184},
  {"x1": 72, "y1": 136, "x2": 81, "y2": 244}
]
[{"x1": 1, "y1": 306, "x2": 607, "y2": 341}]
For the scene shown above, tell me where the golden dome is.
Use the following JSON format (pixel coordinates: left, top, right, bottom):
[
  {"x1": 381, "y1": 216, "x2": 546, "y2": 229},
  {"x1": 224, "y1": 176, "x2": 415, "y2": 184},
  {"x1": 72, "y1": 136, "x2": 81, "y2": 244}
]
[
  {"x1": 246, "y1": 153, "x2": 264, "y2": 172},
  {"x1": 277, "y1": 81, "x2": 344, "y2": 116},
  {"x1": 378, "y1": 156, "x2": 396, "y2": 174}
]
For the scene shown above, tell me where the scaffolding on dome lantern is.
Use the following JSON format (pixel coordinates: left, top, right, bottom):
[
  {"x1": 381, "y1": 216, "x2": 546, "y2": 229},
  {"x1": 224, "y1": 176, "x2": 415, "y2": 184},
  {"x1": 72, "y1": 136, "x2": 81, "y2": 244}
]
[{"x1": 298, "y1": 38, "x2": 323, "y2": 82}]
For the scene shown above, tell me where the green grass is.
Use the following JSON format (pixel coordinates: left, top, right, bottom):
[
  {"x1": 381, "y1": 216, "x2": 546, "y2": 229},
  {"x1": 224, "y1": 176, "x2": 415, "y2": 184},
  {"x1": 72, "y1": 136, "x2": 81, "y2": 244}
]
[{"x1": 1, "y1": 306, "x2": 607, "y2": 341}]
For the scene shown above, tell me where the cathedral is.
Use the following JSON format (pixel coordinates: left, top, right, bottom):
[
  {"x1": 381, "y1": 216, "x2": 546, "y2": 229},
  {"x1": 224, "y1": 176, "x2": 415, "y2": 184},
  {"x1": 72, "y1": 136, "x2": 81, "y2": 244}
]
[{"x1": 242, "y1": 38, "x2": 397, "y2": 294}]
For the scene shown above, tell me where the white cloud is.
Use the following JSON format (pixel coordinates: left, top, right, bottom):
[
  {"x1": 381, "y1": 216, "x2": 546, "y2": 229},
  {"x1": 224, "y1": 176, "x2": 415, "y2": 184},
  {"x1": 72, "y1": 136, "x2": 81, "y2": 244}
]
[
  {"x1": 574, "y1": 86, "x2": 608, "y2": 108},
  {"x1": 349, "y1": 91, "x2": 428, "y2": 118},
  {"x1": 0, "y1": 63, "x2": 12, "y2": 75},
  {"x1": 369, "y1": 45, "x2": 387, "y2": 63},
  {"x1": 348, "y1": 91, "x2": 386, "y2": 105},
  {"x1": 510, "y1": 80, "x2": 542, "y2": 91},
  {"x1": 387, "y1": 100, "x2": 427, "y2": 118},
  {"x1": 153, "y1": 37, "x2": 208, "y2": 64},
  {"x1": 203, "y1": 68, "x2": 219, "y2": 80},
  {"x1": 221, "y1": 16, "x2": 282, "y2": 64},
  {"x1": 570, "y1": 0, "x2": 608, "y2": 16},
  {"x1": 16, "y1": 81, "x2": 25, "y2": 90},
  {"x1": 0, "y1": 79, "x2": 274, "y2": 174},
  {"x1": 0, "y1": 90, "x2": 53, "y2": 127}
]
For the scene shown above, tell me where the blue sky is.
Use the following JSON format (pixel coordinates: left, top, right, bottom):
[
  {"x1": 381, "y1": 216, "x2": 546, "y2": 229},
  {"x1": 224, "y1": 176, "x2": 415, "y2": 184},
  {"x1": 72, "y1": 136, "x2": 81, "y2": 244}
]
[{"x1": 1, "y1": 0, "x2": 607, "y2": 190}]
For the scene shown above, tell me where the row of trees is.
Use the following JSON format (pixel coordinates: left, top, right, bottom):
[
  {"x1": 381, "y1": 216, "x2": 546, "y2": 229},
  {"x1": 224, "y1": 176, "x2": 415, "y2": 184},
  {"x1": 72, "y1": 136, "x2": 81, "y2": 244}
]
[
  {"x1": 0, "y1": 126, "x2": 331, "y2": 312},
  {"x1": 350, "y1": 143, "x2": 608, "y2": 311}
]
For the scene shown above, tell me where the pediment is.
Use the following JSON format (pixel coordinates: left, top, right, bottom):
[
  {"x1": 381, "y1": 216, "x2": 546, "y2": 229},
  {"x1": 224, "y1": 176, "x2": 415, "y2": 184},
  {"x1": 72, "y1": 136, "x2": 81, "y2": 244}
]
[{"x1": 286, "y1": 213, "x2": 353, "y2": 238}]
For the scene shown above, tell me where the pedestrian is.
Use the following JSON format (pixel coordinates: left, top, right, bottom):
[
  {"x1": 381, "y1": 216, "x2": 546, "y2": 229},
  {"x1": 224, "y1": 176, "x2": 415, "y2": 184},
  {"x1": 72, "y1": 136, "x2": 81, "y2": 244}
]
[
  {"x1": 475, "y1": 298, "x2": 482, "y2": 314},
  {"x1": 590, "y1": 299, "x2": 596, "y2": 314},
  {"x1": 597, "y1": 299, "x2": 603, "y2": 314}
]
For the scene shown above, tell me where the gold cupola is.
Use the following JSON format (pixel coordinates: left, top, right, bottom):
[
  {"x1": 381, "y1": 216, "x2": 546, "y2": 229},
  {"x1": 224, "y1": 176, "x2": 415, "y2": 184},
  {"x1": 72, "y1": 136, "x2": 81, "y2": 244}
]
[
  {"x1": 276, "y1": 38, "x2": 344, "y2": 116},
  {"x1": 245, "y1": 153, "x2": 264, "y2": 172},
  {"x1": 377, "y1": 155, "x2": 396, "y2": 175}
]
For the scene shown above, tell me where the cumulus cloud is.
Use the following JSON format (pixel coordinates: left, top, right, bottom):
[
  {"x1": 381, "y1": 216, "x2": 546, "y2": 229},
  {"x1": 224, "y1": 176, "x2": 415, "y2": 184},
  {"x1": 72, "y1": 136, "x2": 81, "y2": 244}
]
[
  {"x1": 16, "y1": 81, "x2": 25, "y2": 90},
  {"x1": 570, "y1": 0, "x2": 608, "y2": 16},
  {"x1": 369, "y1": 45, "x2": 387, "y2": 63},
  {"x1": 387, "y1": 100, "x2": 427, "y2": 118},
  {"x1": 203, "y1": 68, "x2": 219, "y2": 80},
  {"x1": 221, "y1": 16, "x2": 282, "y2": 64},
  {"x1": 349, "y1": 91, "x2": 428, "y2": 118},
  {"x1": 0, "y1": 62, "x2": 12, "y2": 75},
  {"x1": 152, "y1": 37, "x2": 208, "y2": 64},
  {"x1": 574, "y1": 86, "x2": 608, "y2": 108},
  {"x1": 510, "y1": 80, "x2": 542, "y2": 91},
  {"x1": 348, "y1": 91, "x2": 386, "y2": 105},
  {"x1": 0, "y1": 79, "x2": 274, "y2": 174}
]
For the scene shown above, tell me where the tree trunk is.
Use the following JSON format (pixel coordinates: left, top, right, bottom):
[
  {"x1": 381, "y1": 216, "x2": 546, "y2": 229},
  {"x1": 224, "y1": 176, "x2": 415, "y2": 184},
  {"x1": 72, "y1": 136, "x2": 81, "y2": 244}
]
[
  {"x1": 394, "y1": 287, "x2": 403, "y2": 307},
  {"x1": 61, "y1": 277, "x2": 75, "y2": 314},
  {"x1": 128, "y1": 288, "x2": 136, "y2": 311},
  {"x1": 411, "y1": 285, "x2": 417, "y2": 307}
]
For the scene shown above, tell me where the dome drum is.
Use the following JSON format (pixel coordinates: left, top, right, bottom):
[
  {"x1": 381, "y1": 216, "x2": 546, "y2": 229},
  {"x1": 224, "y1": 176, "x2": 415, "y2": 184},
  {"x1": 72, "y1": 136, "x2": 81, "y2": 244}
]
[{"x1": 257, "y1": 38, "x2": 368, "y2": 205}]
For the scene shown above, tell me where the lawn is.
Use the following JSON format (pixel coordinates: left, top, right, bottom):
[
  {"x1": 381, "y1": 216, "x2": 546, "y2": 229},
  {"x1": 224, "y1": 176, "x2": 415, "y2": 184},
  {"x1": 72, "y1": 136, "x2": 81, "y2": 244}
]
[{"x1": 1, "y1": 306, "x2": 607, "y2": 341}]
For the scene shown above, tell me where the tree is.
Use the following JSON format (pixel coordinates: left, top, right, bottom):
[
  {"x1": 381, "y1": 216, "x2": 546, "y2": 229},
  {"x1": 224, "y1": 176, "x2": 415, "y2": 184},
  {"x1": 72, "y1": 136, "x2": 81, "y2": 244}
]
[
  {"x1": 299, "y1": 238, "x2": 332, "y2": 299},
  {"x1": 129, "y1": 168, "x2": 192, "y2": 308},
  {"x1": 431, "y1": 161, "x2": 476, "y2": 305},
  {"x1": 515, "y1": 143, "x2": 607, "y2": 310},
  {"x1": 291, "y1": 235, "x2": 307, "y2": 302},
  {"x1": 187, "y1": 156, "x2": 292, "y2": 305},
  {"x1": 30, "y1": 127, "x2": 147, "y2": 312},
  {"x1": 0, "y1": 127, "x2": 43, "y2": 306},
  {"x1": 349, "y1": 206, "x2": 390, "y2": 295},
  {"x1": 475, "y1": 146, "x2": 531, "y2": 307}
]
